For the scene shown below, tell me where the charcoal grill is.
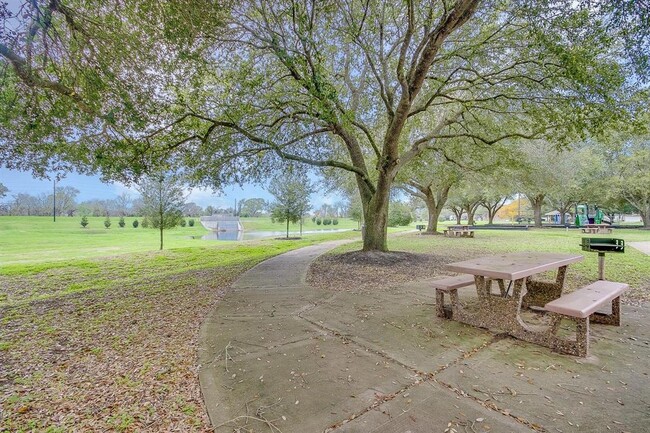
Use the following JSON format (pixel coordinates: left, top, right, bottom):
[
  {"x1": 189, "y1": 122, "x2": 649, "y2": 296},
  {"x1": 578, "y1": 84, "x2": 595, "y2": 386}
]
[{"x1": 580, "y1": 238, "x2": 625, "y2": 280}]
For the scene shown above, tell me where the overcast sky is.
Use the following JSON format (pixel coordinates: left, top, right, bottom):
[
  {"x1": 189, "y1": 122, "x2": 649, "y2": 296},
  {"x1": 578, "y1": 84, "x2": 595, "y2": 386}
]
[
  {"x1": 0, "y1": 168, "x2": 339, "y2": 210},
  {"x1": 0, "y1": 167, "x2": 260, "y2": 208}
]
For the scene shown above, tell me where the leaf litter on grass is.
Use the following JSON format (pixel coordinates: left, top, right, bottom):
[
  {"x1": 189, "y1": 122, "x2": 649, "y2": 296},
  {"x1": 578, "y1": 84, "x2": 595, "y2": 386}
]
[
  {"x1": 1, "y1": 237, "x2": 327, "y2": 432},
  {"x1": 1, "y1": 261, "x2": 253, "y2": 432}
]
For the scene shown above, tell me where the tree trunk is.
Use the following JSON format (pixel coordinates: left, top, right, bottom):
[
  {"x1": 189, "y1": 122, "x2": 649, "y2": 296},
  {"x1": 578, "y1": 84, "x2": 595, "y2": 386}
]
[
  {"x1": 640, "y1": 208, "x2": 650, "y2": 229},
  {"x1": 425, "y1": 200, "x2": 441, "y2": 233},
  {"x1": 426, "y1": 185, "x2": 450, "y2": 234},
  {"x1": 527, "y1": 194, "x2": 545, "y2": 228},
  {"x1": 483, "y1": 197, "x2": 508, "y2": 225},
  {"x1": 533, "y1": 206, "x2": 542, "y2": 227},
  {"x1": 360, "y1": 178, "x2": 391, "y2": 252},
  {"x1": 159, "y1": 189, "x2": 164, "y2": 250},
  {"x1": 454, "y1": 209, "x2": 462, "y2": 224},
  {"x1": 286, "y1": 218, "x2": 290, "y2": 238},
  {"x1": 558, "y1": 205, "x2": 572, "y2": 225},
  {"x1": 362, "y1": 196, "x2": 389, "y2": 252}
]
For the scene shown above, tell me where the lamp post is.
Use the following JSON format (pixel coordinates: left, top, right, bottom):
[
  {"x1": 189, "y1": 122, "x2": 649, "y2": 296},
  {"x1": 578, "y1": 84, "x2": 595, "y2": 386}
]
[{"x1": 53, "y1": 179, "x2": 56, "y2": 222}]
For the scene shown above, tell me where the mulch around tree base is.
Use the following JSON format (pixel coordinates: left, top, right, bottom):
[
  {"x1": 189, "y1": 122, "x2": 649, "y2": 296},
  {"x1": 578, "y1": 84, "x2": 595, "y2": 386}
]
[{"x1": 307, "y1": 250, "x2": 448, "y2": 293}]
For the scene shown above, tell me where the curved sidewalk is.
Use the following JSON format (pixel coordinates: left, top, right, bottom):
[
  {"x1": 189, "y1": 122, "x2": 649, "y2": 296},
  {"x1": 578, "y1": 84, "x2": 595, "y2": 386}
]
[{"x1": 199, "y1": 242, "x2": 650, "y2": 433}]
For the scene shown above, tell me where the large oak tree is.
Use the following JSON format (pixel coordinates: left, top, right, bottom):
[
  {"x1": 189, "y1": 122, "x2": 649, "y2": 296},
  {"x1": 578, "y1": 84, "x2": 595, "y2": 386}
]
[{"x1": 1, "y1": 0, "x2": 644, "y2": 251}]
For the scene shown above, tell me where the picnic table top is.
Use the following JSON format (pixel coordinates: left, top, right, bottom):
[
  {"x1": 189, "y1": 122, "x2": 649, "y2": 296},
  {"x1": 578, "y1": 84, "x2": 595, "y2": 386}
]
[{"x1": 445, "y1": 252, "x2": 584, "y2": 280}]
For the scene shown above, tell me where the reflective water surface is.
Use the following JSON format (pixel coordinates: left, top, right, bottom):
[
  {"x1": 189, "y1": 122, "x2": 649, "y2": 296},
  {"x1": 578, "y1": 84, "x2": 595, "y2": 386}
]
[{"x1": 200, "y1": 228, "x2": 353, "y2": 241}]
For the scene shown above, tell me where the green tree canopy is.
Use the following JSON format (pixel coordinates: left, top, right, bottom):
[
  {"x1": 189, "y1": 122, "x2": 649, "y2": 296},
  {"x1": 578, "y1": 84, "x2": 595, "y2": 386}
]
[
  {"x1": 165, "y1": 0, "x2": 644, "y2": 250},
  {"x1": 239, "y1": 198, "x2": 267, "y2": 217},
  {"x1": 0, "y1": 0, "x2": 226, "y2": 178},
  {"x1": 138, "y1": 173, "x2": 186, "y2": 249},
  {"x1": 268, "y1": 171, "x2": 313, "y2": 238},
  {"x1": 604, "y1": 136, "x2": 650, "y2": 228}
]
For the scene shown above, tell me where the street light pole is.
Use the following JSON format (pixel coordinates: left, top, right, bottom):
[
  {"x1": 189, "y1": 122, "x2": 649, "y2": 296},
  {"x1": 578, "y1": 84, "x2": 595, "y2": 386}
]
[{"x1": 53, "y1": 179, "x2": 56, "y2": 222}]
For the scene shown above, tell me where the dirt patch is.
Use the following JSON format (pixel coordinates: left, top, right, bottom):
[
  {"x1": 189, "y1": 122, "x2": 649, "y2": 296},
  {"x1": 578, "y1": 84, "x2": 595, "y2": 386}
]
[
  {"x1": 307, "y1": 250, "x2": 448, "y2": 293},
  {"x1": 624, "y1": 278, "x2": 650, "y2": 307},
  {"x1": 328, "y1": 250, "x2": 430, "y2": 266}
]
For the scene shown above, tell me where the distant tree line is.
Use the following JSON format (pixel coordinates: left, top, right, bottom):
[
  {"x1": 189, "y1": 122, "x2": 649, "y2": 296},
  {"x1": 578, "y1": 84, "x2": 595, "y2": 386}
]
[{"x1": 0, "y1": 184, "x2": 205, "y2": 218}]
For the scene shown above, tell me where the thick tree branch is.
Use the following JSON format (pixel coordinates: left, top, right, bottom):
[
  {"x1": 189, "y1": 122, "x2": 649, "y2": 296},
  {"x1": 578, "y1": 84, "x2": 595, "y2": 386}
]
[
  {"x1": 351, "y1": 120, "x2": 381, "y2": 159},
  {"x1": 0, "y1": 42, "x2": 94, "y2": 114}
]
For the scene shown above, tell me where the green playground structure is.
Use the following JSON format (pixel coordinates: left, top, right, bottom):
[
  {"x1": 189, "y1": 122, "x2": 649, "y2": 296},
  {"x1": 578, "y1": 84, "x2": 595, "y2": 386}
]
[{"x1": 574, "y1": 203, "x2": 611, "y2": 227}]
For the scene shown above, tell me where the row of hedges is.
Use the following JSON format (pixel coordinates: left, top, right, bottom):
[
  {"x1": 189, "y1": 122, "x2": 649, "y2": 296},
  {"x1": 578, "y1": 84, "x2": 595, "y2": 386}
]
[
  {"x1": 311, "y1": 217, "x2": 339, "y2": 226},
  {"x1": 80, "y1": 216, "x2": 196, "y2": 228}
]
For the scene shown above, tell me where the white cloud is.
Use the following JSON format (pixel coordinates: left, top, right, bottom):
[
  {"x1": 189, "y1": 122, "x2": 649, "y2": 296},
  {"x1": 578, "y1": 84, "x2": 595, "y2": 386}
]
[
  {"x1": 185, "y1": 188, "x2": 230, "y2": 208},
  {"x1": 112, "y1": 182, "x2": 138, "y2": 197}
]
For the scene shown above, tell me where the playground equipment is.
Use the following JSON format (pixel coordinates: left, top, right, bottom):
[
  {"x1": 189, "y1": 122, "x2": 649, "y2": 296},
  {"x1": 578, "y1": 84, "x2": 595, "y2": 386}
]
[
  {"x1": 574, "y1": 204, "x2": 611, "y2": 227},
  {"x1": 581, "y1": 237, "x2": 625, "y2": 280}
]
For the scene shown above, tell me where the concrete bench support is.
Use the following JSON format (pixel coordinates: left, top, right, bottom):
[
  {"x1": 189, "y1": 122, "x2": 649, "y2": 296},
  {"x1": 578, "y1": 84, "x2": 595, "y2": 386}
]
[
  {"x1": 544, "y1": 280, "x2": 628, "y2": 357},
  {"x1": 432, "y1": 274, "x2": 476, "y2": 318}
]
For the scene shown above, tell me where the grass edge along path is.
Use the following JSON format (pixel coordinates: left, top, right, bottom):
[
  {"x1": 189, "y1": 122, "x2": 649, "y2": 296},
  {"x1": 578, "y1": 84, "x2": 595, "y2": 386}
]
[{"x1": 0, "y1": 234, "x2": 361, "y2": 433}]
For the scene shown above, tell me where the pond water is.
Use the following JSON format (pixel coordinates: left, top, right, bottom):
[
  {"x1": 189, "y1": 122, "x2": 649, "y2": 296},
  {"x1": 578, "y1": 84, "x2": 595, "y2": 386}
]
[{"x1": 200, "y1": 228, "x2": 354, "y2": 241}]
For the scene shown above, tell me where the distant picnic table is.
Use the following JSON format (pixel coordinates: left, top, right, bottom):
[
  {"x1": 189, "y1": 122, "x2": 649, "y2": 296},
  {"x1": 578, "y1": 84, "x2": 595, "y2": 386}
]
[
  {"x1": 581, "y1": 224, "x2": 613, "y2": 234},
  {"x1": 443, "y1": 225, "x2": 474, "y2": 238}
]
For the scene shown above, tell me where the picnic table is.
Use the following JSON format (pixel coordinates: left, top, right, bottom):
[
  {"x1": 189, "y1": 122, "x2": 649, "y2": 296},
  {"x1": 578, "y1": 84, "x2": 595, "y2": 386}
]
[
  {"x1": 581, "y1": 224, "x2": 612, "y2": 234},
  {"x1": 441, "y1": 253, "x2": 582, "y2": 349},
  {"x1": 434, "y1": 252, "x2": 629, "y2": 356},
  {"x1": 443, "y1": 225, "x2": 474, "y2": 238}
]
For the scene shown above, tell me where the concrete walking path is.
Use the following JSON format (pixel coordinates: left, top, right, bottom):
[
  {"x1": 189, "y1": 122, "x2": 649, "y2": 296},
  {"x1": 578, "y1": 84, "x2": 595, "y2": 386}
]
[
  {"x1": 629, "y1": 241, "x2": 650, "y2": 255},
  {"x1": 199, "y1": 241, "x2": 650, "y2": 433}
]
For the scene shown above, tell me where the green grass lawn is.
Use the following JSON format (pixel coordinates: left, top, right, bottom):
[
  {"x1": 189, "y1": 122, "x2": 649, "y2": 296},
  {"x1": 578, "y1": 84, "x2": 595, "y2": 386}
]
[
  {"x1": 0, "y1": 216, "x2": 365, "y2": 266},
  {"x1": 0, "y1": 216, "x2": 209, "y2": 265}
]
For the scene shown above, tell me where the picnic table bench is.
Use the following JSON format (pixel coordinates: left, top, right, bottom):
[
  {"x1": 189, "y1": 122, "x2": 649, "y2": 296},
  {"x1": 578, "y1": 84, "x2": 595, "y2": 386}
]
[
  {"x1": 443, "y1": 225, "x2": 474, "y2": 238},
  {"x1": 431, "y1": 274, "x2": 476, "y2": 319},
  {"x1": 545, "y1": 280, "x2": 628, "y2": 357}
]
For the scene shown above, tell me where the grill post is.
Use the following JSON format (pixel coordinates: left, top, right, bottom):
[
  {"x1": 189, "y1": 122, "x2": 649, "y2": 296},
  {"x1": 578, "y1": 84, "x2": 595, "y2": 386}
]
[
  {"x1": 580, "y1": 237, "x2": 624, "y2": 281},
  {"x1": 598, "y1": 252, "x2": 605, "y2": 280}
]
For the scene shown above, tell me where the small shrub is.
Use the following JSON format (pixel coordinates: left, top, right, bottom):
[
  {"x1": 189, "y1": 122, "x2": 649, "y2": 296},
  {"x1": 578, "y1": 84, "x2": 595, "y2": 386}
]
[
  {"x1": 188, "y1": 219, "x2": 195, "y2": 227},
  {"x1": 333, "y1": 218, "x2": 339, "y2": 225},
  {"x1": 311, "y1": 217, "x2": 316, "y2": 223},
  {"x1": 323, "y1": 217, "x2": 332, "y2": 225},
  {"x1": 80, "y1": 215, "x2": 89, "y2": 228},
  {"x1": 316, "y1": 218, "x2": 322, "y2": 225},
  {"x1": 141, "y1": 217, "x2": 150, "y2": 228},
  {"x1": 132, "y1": 219, "x2": 139, "y2": 228},
  {"x1": 104, "y1": 216, "x2": 112, "y2": 228},
  {"x1": 180, "y1": 219, "x2": 187, "y2": 227},
  {"x1": 118, "y1": 217, "x2": 125, "y2": 228}
]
